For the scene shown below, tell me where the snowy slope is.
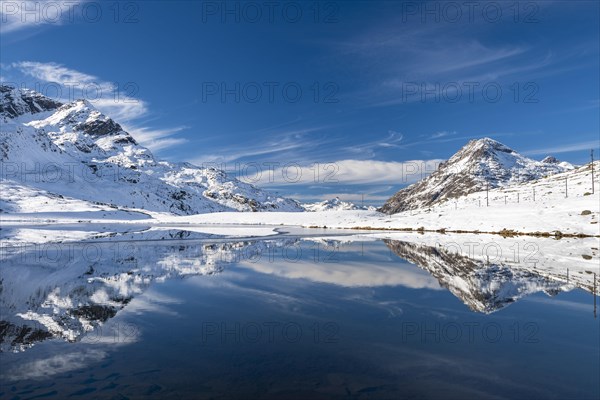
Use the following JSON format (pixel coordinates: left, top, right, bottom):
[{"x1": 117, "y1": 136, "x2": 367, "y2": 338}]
[
  {"x1": 303, "y1": 197, "x2": 376, "y2": 212},
  {"x1": 0, "y1": 85, "x2": 303, "y2": 214},
  {"x1": 88, "y1": 161, "x2": 595, "y2": 236},
  {"x1": 3, "y1": 161, "x2": 598, "y2": 236},
  {"x1": 381, "y1": 138, "x2": 574, "y2": 213},
  {"x1": 384, "y1": 239, "x2": 584, "y2": 313}
]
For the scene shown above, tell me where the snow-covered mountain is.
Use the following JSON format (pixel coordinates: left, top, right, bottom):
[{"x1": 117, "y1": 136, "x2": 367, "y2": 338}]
[
  {"x1": 381, "y1": 138, "x2": 574, "y2": 214},
  {"x1": 384, "y1": 239, "x2": 576, "y2": 313},
  {"x1": 0, "y1": 233, "x2": 298, "y2": 352},
  {"x1": 0, "y1": 85, "x2": 303, "y2": 214},
  {"x1": 303, "y1": 197, "x2": 376, "y2": 212}
]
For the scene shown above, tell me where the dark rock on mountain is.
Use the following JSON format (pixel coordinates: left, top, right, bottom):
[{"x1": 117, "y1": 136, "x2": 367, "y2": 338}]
[{"x1": 380, "y1": 138, "x2": 573, "y2": 214}]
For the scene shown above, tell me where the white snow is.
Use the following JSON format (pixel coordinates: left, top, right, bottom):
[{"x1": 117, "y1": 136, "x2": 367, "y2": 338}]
[
  {"x1": 303, "y1": 197, "x2": 376, "y2": 212},
  {"x1": 1, "y1": 86, "x2": 303, "y2": 215},
  {"x1": 3, "y1": 161, "x2": 599, "y2": 242}
]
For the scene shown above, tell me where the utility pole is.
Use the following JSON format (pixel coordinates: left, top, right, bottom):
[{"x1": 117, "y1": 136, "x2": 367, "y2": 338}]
[
  {"x1": 592, "y1": 149, "x2": 595, "y2": 194},
  {"x1": 486, "y1": 182, "x2": 489, "y2": 207},
  {"x1": 594, "y1": 273, "x2": 597, "y2": 319}
]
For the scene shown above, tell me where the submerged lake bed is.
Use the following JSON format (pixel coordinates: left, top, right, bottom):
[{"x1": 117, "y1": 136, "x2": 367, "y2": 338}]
[{"x1": 0, "y1": 228, "x2": 598, "y2": 399}]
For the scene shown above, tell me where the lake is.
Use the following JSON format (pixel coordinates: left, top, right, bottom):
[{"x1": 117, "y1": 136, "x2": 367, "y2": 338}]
[{"x1": 1, "y1": 228, "x2": 598, "y2": 399}]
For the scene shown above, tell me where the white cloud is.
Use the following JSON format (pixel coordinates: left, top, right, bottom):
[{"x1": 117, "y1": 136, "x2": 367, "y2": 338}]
[
  {"x1": 11, "y1": 61, "x2": 146, "y2": 120},
  {"x1": 308, "y1": 193, "x2": 391, "y2": 201},
  {"x1": 431, "y1": 130, "x2": 456, "y2": 139},
  {"x1": 1, "y1": 350, "x2": 106, "y2": 381},
  {"x1": 92, "y1": 97, "x2": 148, "y2": 122},
  {"x1": 12, "y1": 60, "x2": 98, "y2": 84},
  {"x1": 0, "y1": 0, "x2": 82, "y2": 34},
  {"x1": 238, "y1": 158, "x2": 443, "y2": 187},
  {"x1": 125, "y1": 125, "x2": 189, "y2": 152},
  {"x1": 8, "y1": 61, "x2": 184, "y2": 153},
  {"x1": 334, "y1": 159, "x2": 442, "y2": 185},
  {"x1": 238, "y1": 258, "x2": 442, "y2": 289}
]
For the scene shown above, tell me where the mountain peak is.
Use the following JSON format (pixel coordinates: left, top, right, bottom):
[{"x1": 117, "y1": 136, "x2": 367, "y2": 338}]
[
  {"x1": 0, "y1": 85, "x2": 63, "y2": 119},
  {"x1": 542, "y1": 156, "x2": 559, "y2": 164},
  {"x1": 303, "y1": 197, "x2": 375, "y2": 212},
  {"x1": 1, "y1": 85, "x2": 303, "y2": 214},
  {"x1": 460, "y1": 137, "x2": 514, "y2": 155},
  {"x1": 73, "y1": 98, "x2": 95, "y2": 108},
  {"x1": 469, "y1": 137, "x2": 504, "y2": 147},
  {"x1": 381, "y1": 137, "x2": 573, "y2": 214},
  {"x1": 28, "y1": 98, "x2": 127, "y2": 140},
  {"x1": 56, "y1": 98, "x2": 97, "y2": 114}
]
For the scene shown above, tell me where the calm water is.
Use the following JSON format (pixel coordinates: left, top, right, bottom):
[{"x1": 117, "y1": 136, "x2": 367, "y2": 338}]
[{"x1": 0, "y1": 230, "x2": 598, "y2": 399}]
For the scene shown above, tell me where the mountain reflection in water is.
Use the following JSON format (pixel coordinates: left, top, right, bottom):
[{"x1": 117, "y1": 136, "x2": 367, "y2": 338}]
[
  {"x1": 1, "y1": 229, "x2": 598, "y2": 399},
  {"x1": 1, "y1": 230, "x2": 597, "y2": 352}
]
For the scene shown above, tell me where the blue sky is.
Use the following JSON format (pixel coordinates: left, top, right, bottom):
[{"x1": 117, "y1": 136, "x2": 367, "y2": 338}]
[{"x1": 1, "y1": 0, "x2": 599, "y2": 204}]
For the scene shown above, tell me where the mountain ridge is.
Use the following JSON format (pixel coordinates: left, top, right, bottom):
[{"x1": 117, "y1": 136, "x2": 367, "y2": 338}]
[
  {"x1": 0, "y1": 85, "x2": 303, "y2": 214},
  {"x1": 303, "y1": 197, "x2": 376, "y2": 212},
  {"x1": 380, "y1": 137, "x2": 574, "y2": 214}
]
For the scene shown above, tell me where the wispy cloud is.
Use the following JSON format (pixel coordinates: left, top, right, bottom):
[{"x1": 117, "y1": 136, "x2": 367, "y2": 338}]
[
  {"x1": 189, "y1": 124, "x2": 339, "y2": 164},
  {"x1": 4, "y1": 61, "x2": 185, "y2": 152},
  {"x1": 556, "y1": 99, "x2": 600, "y2": 114},
  {"x1": 126, "y1": 126, "x2": 189, "y2": 153},
  {"x1": 430, "y1": 131, "x2": 456, "y2": 139},
  {"x1": 332, "y1": 5, "x2": 596, "y2": 109},
  {"x1": 523, "y1": 140, "x2": 600, "y2": 156},
  {"x1": 13, "y1": 60, "x2": 99, "y2": 84},
  {"x1": 0, "y1": 0, "x2": 83, "y2": 34},
  {"x1": 338, "y1": 22, "x2": 528, "y2": 81},
  {"x1": 343, "y1": 130, "x2": 404, "y2": 157},
  {"x1": 10, "y1": 61, "x2": 148, "y2": 120}
]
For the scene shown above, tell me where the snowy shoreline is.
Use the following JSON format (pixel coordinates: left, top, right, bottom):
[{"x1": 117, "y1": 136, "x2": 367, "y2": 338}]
[
  {"x1": 2, "y1": 161, "x2": 599, "y2": 240},
  {"x1": 2, "y1": 204, "x2": 599, "y2": 240}
]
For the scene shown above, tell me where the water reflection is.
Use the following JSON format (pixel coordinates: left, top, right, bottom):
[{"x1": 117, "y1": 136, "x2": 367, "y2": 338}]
[
  {"x1": 385, "y1": 239, "x2": 582, "y2": 313},
  {"x1": 0, "y1": 232, "x2": 295, "y2": 351},
  {"x1": 0, "y1": 229, "x2": 598, "y2": 399},
  {"x1": 1, "y1": 230, "x2": 597, "y2": 353}
]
